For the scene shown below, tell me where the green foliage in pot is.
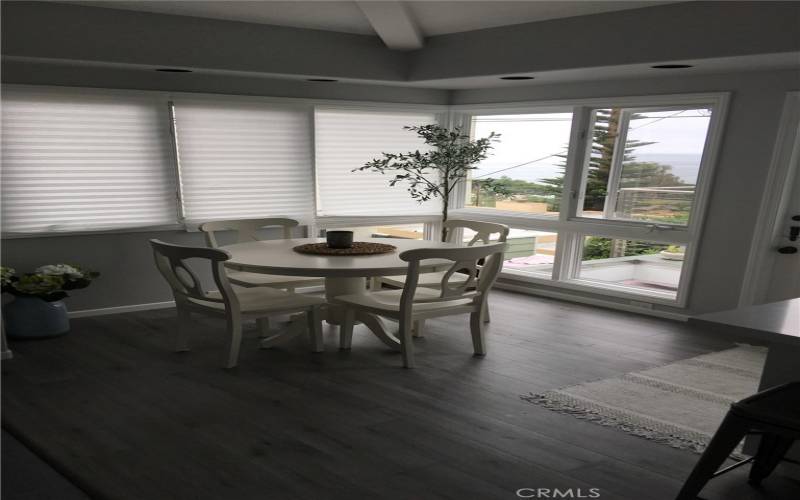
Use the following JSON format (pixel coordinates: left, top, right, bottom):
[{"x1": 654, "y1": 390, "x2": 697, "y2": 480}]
[{"x1": 354, "y1": 124, "x2": 500, "y2": 241}]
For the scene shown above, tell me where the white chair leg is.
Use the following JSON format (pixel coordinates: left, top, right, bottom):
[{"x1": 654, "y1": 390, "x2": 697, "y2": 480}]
[
  {"x1": 482, "y1": 299, "x2": 491, "y2": 324},
  {"x1": 223, "y1": 313, "x2": 243, "y2": 369},
  {"x1": 399, "y1": 318, "x2": 415, "y2": 368},
  {"x1": 339, "y1": 308, "x2": 355, "y2": 350},
  {"x1": 470, "y1": 311, "x2": 486, "y2": 356},
  {"x1": 307, "y1": 306, "x2": 324, "y2": 353},
  {"x1": 370, "y1": 277, "x2": 381, "y2": 290},
  {"x1": 412, "y1": 319, "x2": 425, "y2": 338},
  {"x1": 256, "y1": 317, "x2": 270, "y2": 339},
  {"x1": 175, "y1": 307, "x2": 191, "y2": 352}
]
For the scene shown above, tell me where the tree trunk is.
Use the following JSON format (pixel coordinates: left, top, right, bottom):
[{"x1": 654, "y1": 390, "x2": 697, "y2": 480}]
[
  {"x1": 440, "y1": 177, "x2": 451, "y2": 242},
  {"x1": 441, "y1": 196, "x2": 449, "y2": 242}
]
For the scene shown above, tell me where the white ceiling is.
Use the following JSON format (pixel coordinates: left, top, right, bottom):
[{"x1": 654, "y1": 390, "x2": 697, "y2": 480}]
[{"x1": 70, "y1": 1, "x2": 673, "y2": 37}]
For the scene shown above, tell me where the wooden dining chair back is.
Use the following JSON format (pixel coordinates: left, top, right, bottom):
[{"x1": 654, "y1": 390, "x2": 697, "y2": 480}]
[
  {"x1": 375, "y1": 220, "x2": 508, "y2": 289},
  {"x1": 199, "y1": 218, "x2": 322, "y2": 291},
  {"x1": 334, "y1": 242, "x2": 506, "y2": 368},
  {"x1": 373, "y1": 220, "x2": 509, "y2": 332},
  {"x1": 151, "y1": 239, "x2": 236, "y2": 310},
  {"x1": 399, "y1": 243, "x2": 506, "y2": 309},
  {"x1": 443, "y1": 219, "x2": 510, "y2": 245},
  {"x1": 199, "y1": 218, "x2": 299, "y2": 248},
  {"x1": 150, "y1": 239, "x2": 325, "y2": 369}
]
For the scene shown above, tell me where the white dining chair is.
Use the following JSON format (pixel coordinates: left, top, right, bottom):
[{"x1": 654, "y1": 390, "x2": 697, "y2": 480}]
[
  {"x1": 375, "y1": 220, "x2": 509, "y2": 290},
  {"x1": 333, "y1": 242, "x2": 506, "y2": 368},
  {"x1": 150, "y1": 239, "x2": 325, "y2": 369},
  {"x1": 199, "y1": 218, "x2": 323, "y2": 291},
  {"x1": 374, "y1": 220, "x2": 509, "y2": 334}
]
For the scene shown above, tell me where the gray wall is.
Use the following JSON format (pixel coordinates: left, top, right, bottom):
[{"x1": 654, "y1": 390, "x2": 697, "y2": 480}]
[
  {"x1": 1, "y1": 1, "x2": 407, "y2": 81},
  {"x1": 410, "y1": 2, "x2": 800, "y2": 80},
  {"x1": 454, "y1": 69, "x2": 800, "y2": 315},
  {"x1": 0, "y1": 59, "x2": 449, "y2": 104},
  {"x1": 4, "y1": 2, "x2": 798, "y2": 84}
]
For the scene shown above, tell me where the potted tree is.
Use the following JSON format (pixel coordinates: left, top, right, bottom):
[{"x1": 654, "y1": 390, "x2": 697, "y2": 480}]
[
  {"x1": 1, "y1": 264, "x2": 99, "y2": 338},
  {"x1": 354, "y1": 125, "x2": 499, "y2": 242}
]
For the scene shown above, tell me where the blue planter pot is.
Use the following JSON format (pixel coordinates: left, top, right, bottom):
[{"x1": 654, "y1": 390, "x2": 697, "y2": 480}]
[{"x1": 3, "y1": 296, "x2": 70, "y2": 339}]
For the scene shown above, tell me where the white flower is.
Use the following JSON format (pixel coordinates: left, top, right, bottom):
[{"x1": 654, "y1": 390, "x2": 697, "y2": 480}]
[
  {"x1": 36, "y1": 264, "x2": 83, "y2": 279},
  {"x1": 1, "y1": 267, "x2": 15, "y2": 286}
]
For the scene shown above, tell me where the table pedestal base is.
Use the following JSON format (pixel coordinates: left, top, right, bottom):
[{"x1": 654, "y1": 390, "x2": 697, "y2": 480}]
[{"x1": 323, "y1": 277, "x2": 401, "y2": 350}]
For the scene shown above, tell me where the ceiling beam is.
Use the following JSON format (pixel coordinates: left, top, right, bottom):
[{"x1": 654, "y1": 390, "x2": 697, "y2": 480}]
[{"x1": 357, "y1": 1, "x2": 423, "y2": 51}]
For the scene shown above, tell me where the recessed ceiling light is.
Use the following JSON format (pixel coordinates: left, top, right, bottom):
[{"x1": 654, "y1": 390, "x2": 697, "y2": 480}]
[
  {"x1": 651, "y1": 64, "x2": 693, "y2": 69},
  {"x1": 307, "y1": 78, "x2": 338, "y2": 82},
  {"x1": 500, "y1": 76, "x2": 534, "y2": 80},
  {"x1": 155, "y1": 68, "x2": 193, "y2": 73}
]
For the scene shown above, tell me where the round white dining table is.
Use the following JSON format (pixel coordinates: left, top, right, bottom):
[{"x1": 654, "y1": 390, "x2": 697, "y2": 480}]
[{"x1": 221, "y1": 237, "x2": 461, "y2": 349}]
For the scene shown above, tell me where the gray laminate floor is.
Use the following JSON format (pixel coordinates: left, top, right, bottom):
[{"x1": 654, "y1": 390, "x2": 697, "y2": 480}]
[{"x1": 2, "y1": 290, "x2": 798, "y2": 499}]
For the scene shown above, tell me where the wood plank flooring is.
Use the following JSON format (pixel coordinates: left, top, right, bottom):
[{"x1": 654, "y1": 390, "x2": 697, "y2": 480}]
[{"x1": 2, "y1": 290, "x2": 798, "y2": 500}]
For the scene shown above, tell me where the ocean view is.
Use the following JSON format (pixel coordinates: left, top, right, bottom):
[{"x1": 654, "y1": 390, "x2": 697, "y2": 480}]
[{"x1": 473, "y1": 152, "x2": 702, "y2": 185}]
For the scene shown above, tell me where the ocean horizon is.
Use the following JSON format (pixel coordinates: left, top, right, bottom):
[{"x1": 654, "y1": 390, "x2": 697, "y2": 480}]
[{"x1": 474, "y1": 152, "x2": 701, "y2": 184}]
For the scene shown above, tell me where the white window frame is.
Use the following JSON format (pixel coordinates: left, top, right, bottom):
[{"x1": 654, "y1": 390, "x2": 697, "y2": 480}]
[{"x1": 450, "y1": 92, "x2": 730, "y2": 307}]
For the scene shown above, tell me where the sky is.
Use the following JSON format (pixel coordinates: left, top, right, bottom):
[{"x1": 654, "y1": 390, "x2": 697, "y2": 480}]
[{"x1": 471, "y1": 110, "x2": 711, "y2": 184}]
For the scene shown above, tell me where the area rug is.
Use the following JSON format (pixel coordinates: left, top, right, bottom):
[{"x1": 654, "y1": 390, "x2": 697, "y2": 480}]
[{"x1": 522, "y1": 345, "x2": 766, "y2": 454}]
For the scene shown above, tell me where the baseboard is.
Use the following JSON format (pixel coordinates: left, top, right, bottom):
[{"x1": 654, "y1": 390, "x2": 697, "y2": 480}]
[
  {"x1": 495, "y1": 282, "x2": 689, "y2": 321},
  {"x1": 68, "y1": 301, "x2": 176, "y2": 318}
]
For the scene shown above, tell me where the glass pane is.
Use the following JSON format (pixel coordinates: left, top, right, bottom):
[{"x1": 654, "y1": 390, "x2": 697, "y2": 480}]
[
  {"x1": 578, "y1": 236, "x2": 685, "y2": 298},
  {"x1": 463, "y1": 227, "x2": 557, "y2": 279},
  {"x1": 466, "y1": 113, "x2": 573, "y2": 216},
  {"x1": 579, "y1": 107, "x2": 712, "y2": 225},
  {"x1": 345, "y1": 224, "x2": 425, "y2": 240}
]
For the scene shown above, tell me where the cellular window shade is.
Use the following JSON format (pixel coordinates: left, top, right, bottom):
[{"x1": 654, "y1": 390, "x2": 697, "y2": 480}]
[
  {"x1": 315, "y1": 108, "x2": 440, "y2": 217},
  {"x1": 1, "y1": 87, "x2": 177, "y2": 234},
  {"x1": 173, "y1": 100, "x2": 313, "y2": 224}
]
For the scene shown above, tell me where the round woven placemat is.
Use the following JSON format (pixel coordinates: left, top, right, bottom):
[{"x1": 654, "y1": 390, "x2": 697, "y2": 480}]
[{"x1": 293, "y1": 242, "x2": 397, "y2": 256}]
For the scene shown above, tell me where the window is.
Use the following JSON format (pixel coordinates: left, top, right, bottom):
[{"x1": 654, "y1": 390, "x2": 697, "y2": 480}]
[
  {"x1": 465, "y1": 112, "x2": 573, "y2": 216},
  {"x1": 453, "y1": 94, "x2": 726, "y2": 304},
  {"x1": 172, "y1": 99, "x2": 313, "y2": 224},
  {"x1": 500, "y1": 229, "x2": 558, "y2": 279},
  {"x1": 1, "y1": 87, "x2": 176, "y2": 234},
  {"x1": 314, "y1": 108, "x2": 441, "y2": 218},
  {"x1": 577, "y1": 236, "x2": 684, "y2": 299},
  {"x1": 577, "y1": 107, "x2": 712, "y2": 225},
  {"x1": 1, "y1": 84, "x2": 726, "y2": 308},
  {"x1": 463, "y1": 227, "x2": 557, "y2": 279}
]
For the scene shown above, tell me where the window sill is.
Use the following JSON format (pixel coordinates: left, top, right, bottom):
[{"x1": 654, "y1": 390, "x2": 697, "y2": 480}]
[
  {"x1": 498, "y1": 272, "x2": 682, "y2": 306},
  {"x1": 1, "y1": 223, "x2": 186, "y2": 240}
]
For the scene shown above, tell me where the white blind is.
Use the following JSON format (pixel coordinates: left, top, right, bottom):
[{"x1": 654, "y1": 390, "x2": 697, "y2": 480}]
[
  {"x1": 1, "y1": 87, "x2": 177, "y2": 234},
  {"x1": 315, "y1": 108, "x2": 440, "y2": 217},
  {"x1": 173, "y1": 99, "x2": 313, "y2": 224}
]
